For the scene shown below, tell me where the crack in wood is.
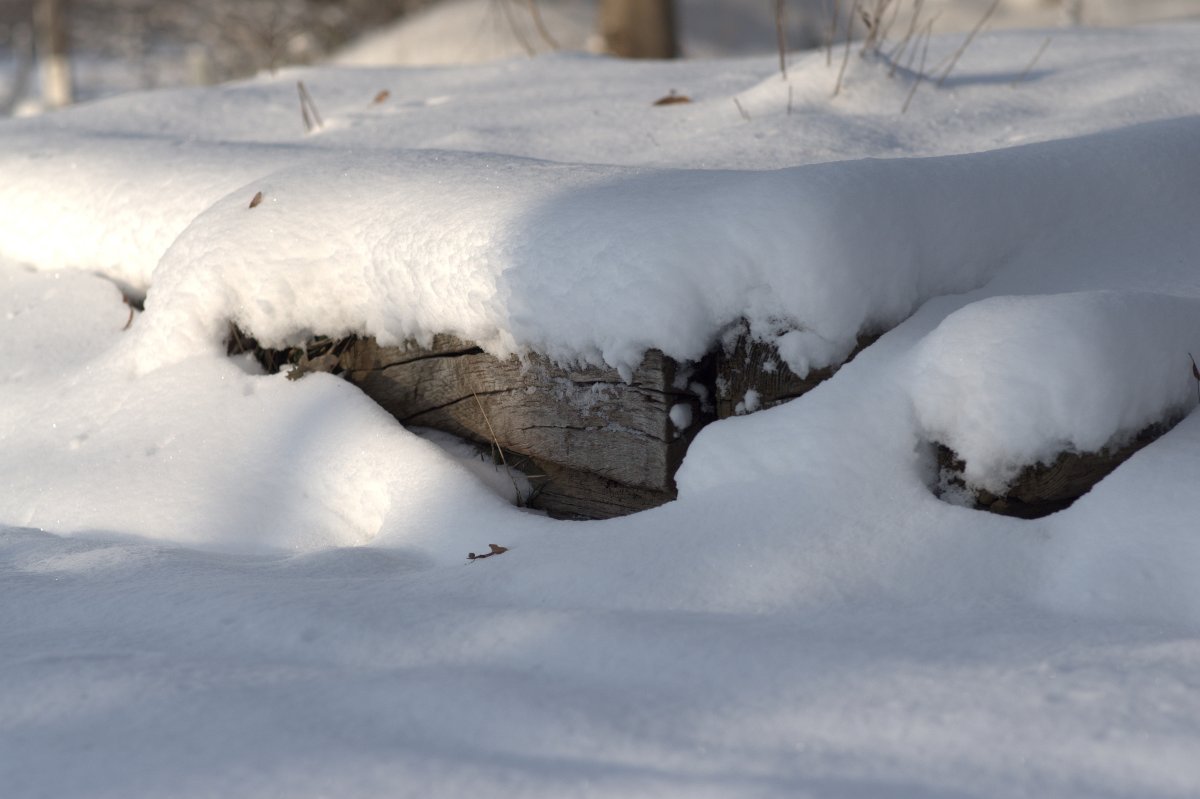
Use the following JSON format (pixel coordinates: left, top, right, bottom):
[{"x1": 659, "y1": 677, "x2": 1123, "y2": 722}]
[
  {"x1": 396, "y1": 388, "x2": 511, "y2": 424},
  {"x1": 516, "y1": 421, "x2": 665, "y2": 443},
  {"x1": 367, "y1": 346, "x2": 486, "y2": 371}
]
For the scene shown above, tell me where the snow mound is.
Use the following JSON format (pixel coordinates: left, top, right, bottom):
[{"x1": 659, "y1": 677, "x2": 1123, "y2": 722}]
[
  {"x1": 911, "y1": 291, "x2": 1200, "y2": 492},
  {"x1": 126, "y1": 114, "x2": 1200, "y2": 384}
]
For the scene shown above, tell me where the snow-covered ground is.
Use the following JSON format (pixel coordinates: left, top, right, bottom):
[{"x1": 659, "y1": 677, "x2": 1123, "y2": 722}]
[{"x1": 5, "y1": 16, "x2": 1200, "y2": 799}]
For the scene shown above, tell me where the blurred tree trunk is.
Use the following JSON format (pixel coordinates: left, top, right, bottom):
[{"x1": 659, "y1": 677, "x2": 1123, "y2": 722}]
[
  {"x1": 597, "y1": 0, "x2": 677, "y2": 59},
  {"x1": 34, "y1": 0, "x2": 73, "y2": 106},
  {"x1": 0, "y1": 23, "x2": 35, "y2": 115}
]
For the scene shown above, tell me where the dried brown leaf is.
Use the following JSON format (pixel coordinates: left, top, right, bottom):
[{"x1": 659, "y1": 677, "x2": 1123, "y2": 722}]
[
  {"x1": 467, "y1": 544, "x2": 509, "y2": 561},
  {"x1": 653, "y1": 92, "x2": 691, "y2": 106},
  {"x1": 249, "y1": 191, "x2": 263, "y2": 209}
]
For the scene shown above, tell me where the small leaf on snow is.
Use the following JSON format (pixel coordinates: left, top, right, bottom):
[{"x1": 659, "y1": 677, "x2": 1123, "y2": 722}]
[
  {"x1": 249, "y1": 191, "x2": 264, "y2": 209},
  {"x1": 653, "y1": 91, "x2": 691, "y2": 106},
  {"x1": 467, "y1": 544, "x2": 509, "y2": 562}
]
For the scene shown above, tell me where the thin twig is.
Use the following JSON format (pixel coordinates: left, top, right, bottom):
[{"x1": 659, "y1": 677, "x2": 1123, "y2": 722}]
[
  {"x1": 825, "y1": 0, "x2": 841, "y2": 66},
  {"x1": 775, "y1": 0, "x2": 788, "y2": 80},
  {"x1": 1011, "y1": 36, "x2": 1051, "y2": 87},
  {"x1": 833, "y1": 0, "x2": 859, "y2": 97},
  {"x1": 936, "y1": 0, "x2": 1000, "y2": 86},
  {"x1": 733, "y1": 96, "x2": 751, "y2": 120},
  {"x1": 901, "y1": 18, "x2": 935, "y2": 113},
  {"x1": 886, "y1": 0, "x2": 924, "y2": 73},
  {"x1": 902, "y1": 10, "x2": 938, "y2": 74}
]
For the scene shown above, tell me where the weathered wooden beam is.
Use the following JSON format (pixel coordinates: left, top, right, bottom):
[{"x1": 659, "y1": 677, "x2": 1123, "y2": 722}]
[
  {"x1": 335, "y1": 335, "x2": 702, "y2": 494},
  {"x1": 230, "y1": 322, "x2": 881, "y2": 519},
  {"x1": 238, "y1": 330, "x2": 712, "y2": 519}
]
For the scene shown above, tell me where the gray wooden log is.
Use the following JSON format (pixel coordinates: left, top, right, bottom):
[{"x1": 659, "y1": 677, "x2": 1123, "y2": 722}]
[
  {"x1": 269, "y1": 333, "x2": 706, "y2": 519},
  {"x1": 232, "y1": 321, "x2": 881, "y2": 519}
]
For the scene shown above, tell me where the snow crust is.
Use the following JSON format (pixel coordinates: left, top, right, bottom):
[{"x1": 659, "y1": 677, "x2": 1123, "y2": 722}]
[{"x1": 5, "y1": 20, "x2": 1200, "y2": 799}]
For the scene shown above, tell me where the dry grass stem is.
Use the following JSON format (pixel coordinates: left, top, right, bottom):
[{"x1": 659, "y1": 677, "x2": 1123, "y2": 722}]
[
  {"x1": 526, "y1": 0, "x2": 560, "y2": 50},
  {"x1": 733, "y1": 96, "x2": 751, "y2": 120},
  {"x1": 825, "y1": 0, "x2": 841, "y2": 65},
  {"x1": 877, "y1": 0, "x2": 904, "y2": 47},
  {"x1": 886, "y1": 0, "x2": 924, "y2": 73},
  {"x1": 775, "y1": 0, "x2": 788, "y2": 79},
  {"x1": 859, "y1": 0, "x2": 895, "y2": 55},
  {"x1": 297, "y1": 81, "x2": 323, "y2": 132},
  {"x1": 902, "y1": 18, "x2": 935, "y2": 113},
  {"x1": 472, "y1": 389, "x2": 527, "y2": 506},
  {"x1": 833, "y1": 0, "x2": 859, "y2": 97},
  {"x1": 1012, "y1": 36, "x2": 1052, "y2": 87},
  {"x1": 936, "y1": 0, "x2": 999, "y2": 86},
  {"x1": 902, "y1": 10, "x2": 938, "y2": 74}
]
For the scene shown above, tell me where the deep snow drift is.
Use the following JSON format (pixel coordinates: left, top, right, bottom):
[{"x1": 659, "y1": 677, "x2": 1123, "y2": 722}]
[{"x1": 4, "y1": 20, "x2": 1200, "y2": 799}]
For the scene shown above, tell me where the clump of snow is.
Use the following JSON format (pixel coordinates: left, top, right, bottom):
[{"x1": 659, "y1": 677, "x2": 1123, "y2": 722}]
[
  {"x1": 911, "y1": 291, "x2": 1200, "y2": 492},
  {"x1": 669, "y1": 402, "x2": 693, "y2": 431},
  {"x1": 734, "y1": 388, "x2": 761, "y2": 415}
]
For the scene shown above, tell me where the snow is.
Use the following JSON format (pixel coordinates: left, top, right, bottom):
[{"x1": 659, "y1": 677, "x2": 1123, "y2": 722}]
[
  {"x1": 911, "y1": 291, "x2": 1200, "y2": 493},
  {"x1": 5, "y1": 13, "x2": 1200, "y2": 798},
  {"x1": 669, "y1": 402, "x2": 693, "y2": 431}
]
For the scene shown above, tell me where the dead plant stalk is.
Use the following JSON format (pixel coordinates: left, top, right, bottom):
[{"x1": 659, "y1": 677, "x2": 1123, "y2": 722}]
[
  {"x1": 936, "y1": 0, "x2": 1000, "y2": 86},
  {"x1": 472, "y1": 389, "x2": 527, "y2": 506}
]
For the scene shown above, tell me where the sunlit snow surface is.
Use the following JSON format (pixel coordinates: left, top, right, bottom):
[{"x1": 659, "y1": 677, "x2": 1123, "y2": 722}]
[{"x1": 4, "y1": 24, "x2": 1200, "y2": 798}]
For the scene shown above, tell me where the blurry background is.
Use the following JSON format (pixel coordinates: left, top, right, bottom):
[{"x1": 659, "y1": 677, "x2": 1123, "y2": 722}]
[{"x1": 2, "y1": 0, "x2": 1199, "y2": 114}]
